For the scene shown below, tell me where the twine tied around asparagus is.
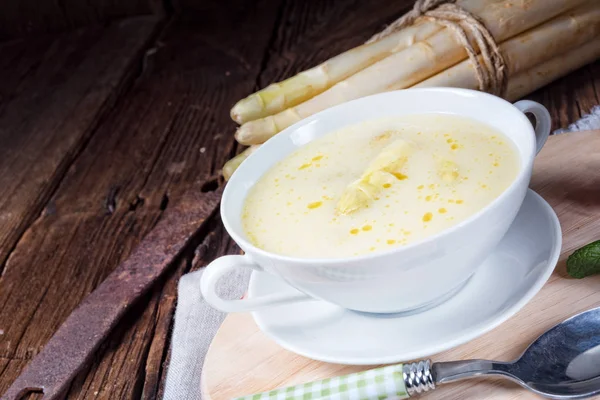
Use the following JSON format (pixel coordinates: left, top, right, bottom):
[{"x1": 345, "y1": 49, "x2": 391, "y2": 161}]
[{"x1": 368, "y1": 0, "x2": 508, "y2": 97}]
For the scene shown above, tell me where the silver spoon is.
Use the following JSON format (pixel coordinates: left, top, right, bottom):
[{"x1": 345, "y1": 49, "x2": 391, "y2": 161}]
[
  {"x1": 405, "y1": 306, "x2": 600, "y2": 398},
  {"x1": 234, "y1": 307, "x2": 600, "y2": 399}
]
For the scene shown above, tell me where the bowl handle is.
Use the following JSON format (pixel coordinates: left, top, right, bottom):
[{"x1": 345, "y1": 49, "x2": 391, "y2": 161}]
[
  {"x1": 200, "y1": 255, "x2": 311, "y2": 312},
  {"x1": 513, "y1": 100, "x2": 551, "y2": 155}
]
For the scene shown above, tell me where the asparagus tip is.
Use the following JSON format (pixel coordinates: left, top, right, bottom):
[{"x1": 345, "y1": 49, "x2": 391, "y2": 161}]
[
  {"x1": 230, "y1": 108, "x2": 243, "y2": 124},
  {"x1": 222, "y1": 145, "x2": 260, "y2": 180}
]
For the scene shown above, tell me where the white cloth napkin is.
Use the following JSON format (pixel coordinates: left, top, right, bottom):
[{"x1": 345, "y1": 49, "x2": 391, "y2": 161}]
[{"x1": 163, "y1": 106, "x2": 600, "y2": 399}]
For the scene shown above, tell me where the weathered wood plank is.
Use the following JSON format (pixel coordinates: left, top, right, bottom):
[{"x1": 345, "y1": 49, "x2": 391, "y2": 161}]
[
  {"x1": 0, "y1": 0, "x2": 282, "y2": 397},
  {"x1": 0, "y1": 17, "x2": 161, "y2": 273},
  {"x1": 0, "y1": 0, "x2": 158, "y2": 40},
  {"x1": 63, "y1": 7, "x2": 286, "y2": 396}
]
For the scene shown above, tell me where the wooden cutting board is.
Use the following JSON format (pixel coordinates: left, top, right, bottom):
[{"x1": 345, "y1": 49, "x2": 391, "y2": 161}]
[{"x1": 202, "y1": 130, "x2": 600, "y2": 400}]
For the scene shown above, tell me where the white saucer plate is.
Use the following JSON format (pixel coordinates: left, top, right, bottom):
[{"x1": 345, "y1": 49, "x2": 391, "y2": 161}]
[{"x1": 248, "y1": 189, "x2": 562, "y2": 365}]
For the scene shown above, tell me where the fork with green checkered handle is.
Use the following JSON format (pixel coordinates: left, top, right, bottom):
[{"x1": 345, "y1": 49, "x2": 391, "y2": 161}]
[{"x1": 233, "y1": 361, "x2": 434, "y2": 400}]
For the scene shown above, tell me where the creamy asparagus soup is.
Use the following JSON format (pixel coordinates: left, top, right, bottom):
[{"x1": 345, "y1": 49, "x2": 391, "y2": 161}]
[{"x1": 242, "y1": 114, "x2": 519, "y2": 258}]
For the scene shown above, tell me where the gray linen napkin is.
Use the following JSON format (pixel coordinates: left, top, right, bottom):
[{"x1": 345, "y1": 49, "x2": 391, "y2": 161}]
[
  {"x1": 163, "y1": 267, "x2": 250, "y2": 400},
  {"x1": 162, "y1": 106, "x2": 600, "y2": 399}
]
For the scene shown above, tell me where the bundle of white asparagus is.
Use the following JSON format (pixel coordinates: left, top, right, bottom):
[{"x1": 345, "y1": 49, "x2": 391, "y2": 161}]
[{"x1": 223, "y1": 0, "x2": 600, "y2": 180}]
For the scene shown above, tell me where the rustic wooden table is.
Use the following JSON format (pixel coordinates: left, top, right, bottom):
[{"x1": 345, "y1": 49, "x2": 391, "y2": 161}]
[{"x1": 0, "y1": 0, "x2": 598, "y2": 399}]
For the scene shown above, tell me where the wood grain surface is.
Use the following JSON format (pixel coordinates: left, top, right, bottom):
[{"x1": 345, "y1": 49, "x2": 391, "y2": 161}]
[
  {"x1": 0, "y1": 0, "x2": 599, "y2": 397},
  {"x1": 202, "y1": 131, "x2": 600, "y2": 400},
  {"x1": 0, "y1": 0, "x2": 160, "y2": 40}
]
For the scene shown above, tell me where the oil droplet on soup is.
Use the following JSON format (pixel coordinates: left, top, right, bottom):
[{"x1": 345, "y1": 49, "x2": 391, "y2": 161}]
[{"x1": 307, "y1": 201, "x2": 323, "y2": 209}]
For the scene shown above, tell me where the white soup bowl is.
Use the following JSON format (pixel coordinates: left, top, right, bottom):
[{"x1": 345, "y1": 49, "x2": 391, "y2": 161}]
[{"x1": 201, "y1": 88, "x2": 551, "y2": 314}]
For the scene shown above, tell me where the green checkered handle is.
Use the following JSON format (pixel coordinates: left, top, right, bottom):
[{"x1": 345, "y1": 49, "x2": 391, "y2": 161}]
[{"x1": 233, "y1": 360, "x2": 435, "y2": 399}]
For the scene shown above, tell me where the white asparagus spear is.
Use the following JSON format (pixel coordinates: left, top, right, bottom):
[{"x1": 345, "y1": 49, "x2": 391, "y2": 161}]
[
  {"x1": 221, "y1": 146, "x2": 260, "y2": 181},
  {"x1": 415, "y1": 3, "x2": 600, "y2": 92},
  {"x1": 505, "y1": 39, "x2": 600, "y2": 102},
  {"x1": 337, "y1": 139, "x2": 412, "y2": 214},
  {"x1": 222, "y1": 39, "x2": 600, "y2": 180},
  {"x1": 235, "y1": 0, "x2": 589, "y2": 145}
]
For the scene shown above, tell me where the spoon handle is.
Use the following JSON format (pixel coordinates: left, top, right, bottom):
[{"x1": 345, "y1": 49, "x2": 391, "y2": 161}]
[
  {"x1": 229, "y1": 359, "x2": 517, "y2": 399},
  {"x1": 433, "y1": 359, "x2": 515, "y2": 384},
  {"x1": 230, "y1": 361, "x2": 437, "y2": 399}
]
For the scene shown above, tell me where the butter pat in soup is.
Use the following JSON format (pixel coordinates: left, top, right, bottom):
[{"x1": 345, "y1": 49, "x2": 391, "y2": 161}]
[{"x1": 242, "y1": 114, "x2": 519, "y2": 258}]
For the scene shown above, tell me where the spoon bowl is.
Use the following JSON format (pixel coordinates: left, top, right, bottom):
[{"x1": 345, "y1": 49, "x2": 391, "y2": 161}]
[{"x1": 432, "y1": 307, "x2": 600, "y2": 399}]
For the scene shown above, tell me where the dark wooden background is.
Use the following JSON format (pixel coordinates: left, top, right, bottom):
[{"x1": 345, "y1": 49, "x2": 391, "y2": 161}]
[{"x1": 0, "y1": 0, "x2": 598, "y2": 398}]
